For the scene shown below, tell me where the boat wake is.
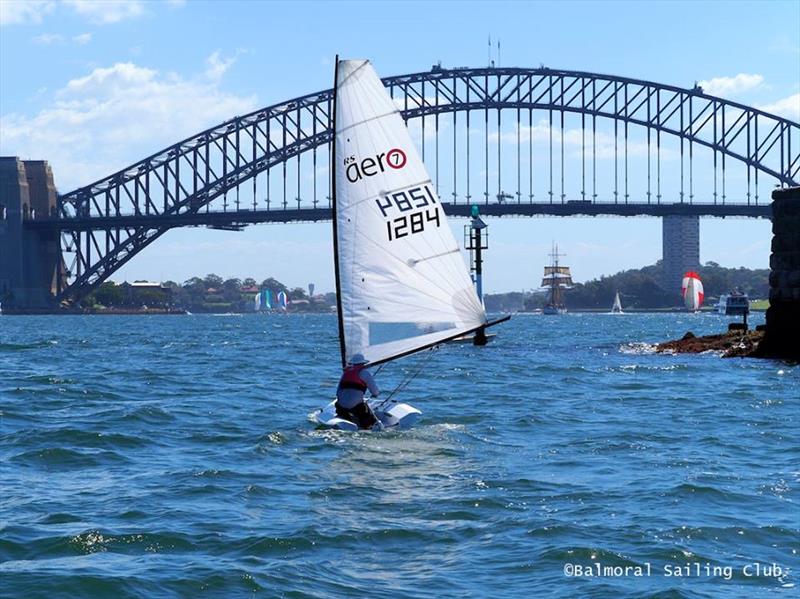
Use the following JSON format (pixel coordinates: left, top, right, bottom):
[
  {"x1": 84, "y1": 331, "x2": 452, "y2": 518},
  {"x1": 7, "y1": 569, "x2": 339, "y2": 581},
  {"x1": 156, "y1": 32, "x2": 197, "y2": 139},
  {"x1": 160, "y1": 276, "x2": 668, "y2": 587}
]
[{"x1": 619, "y1": 341, "x2": 658, "y2": 355}]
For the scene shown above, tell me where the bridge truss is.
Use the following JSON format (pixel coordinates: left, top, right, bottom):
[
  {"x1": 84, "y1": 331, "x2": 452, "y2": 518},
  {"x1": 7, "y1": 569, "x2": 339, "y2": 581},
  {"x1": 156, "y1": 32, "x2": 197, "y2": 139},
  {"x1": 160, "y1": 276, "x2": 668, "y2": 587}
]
[{"x1": 25, "y1": 66, "x2": 799, "y2": 304}]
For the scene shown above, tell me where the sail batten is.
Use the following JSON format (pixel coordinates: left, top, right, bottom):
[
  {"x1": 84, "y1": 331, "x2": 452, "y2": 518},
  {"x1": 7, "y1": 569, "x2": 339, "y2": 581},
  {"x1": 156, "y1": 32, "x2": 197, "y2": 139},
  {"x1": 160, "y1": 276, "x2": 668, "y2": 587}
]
[{"x1": 333, "y1": 59, "x2": 486, "y2": 365}]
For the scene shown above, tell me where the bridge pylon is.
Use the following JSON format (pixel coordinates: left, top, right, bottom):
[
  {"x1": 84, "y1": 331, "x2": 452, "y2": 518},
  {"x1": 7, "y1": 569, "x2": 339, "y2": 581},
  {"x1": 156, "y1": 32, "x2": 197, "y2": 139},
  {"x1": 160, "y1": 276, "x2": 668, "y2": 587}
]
[{"x1": 0, "y1": 157, "x2": 63, "y2": 311}]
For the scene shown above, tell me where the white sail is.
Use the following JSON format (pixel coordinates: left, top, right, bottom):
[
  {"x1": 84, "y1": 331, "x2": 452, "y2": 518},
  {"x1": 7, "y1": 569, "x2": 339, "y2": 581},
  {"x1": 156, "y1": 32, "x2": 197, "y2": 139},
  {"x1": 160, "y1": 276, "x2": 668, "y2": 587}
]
[
  {"x1": 334, "y1": 59, "x2": 486, "y2": 366},
  {"x1": 684, "y1": 277, "x2": 704, "y2": 311},
  {"x1": 612, "y1": 292, "x2": 623, "y2": 313}
]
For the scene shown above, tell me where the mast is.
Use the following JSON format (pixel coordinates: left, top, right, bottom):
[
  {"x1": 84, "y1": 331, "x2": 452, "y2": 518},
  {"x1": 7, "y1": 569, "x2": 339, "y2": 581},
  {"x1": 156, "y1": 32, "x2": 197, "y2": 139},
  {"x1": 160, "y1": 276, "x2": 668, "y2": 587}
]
[
  {"x1": 330, "y1": 55, "x2": 346, "y2": 369},
  {"x1": 550, "y1": 243, "x2": 562, "y2": 306}
]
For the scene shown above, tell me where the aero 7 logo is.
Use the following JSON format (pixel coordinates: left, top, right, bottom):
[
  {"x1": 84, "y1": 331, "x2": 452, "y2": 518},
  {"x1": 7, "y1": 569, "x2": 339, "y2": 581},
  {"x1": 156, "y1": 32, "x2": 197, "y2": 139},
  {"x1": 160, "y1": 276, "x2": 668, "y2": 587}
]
[{"x1": 345, "y1": 148, "x2": 407, "y2": 183}]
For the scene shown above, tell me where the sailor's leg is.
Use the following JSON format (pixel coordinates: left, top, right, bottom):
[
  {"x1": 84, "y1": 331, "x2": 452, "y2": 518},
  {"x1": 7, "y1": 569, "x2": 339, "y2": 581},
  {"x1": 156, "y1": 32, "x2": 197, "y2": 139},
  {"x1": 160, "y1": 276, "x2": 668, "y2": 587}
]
[
  {"x1": 351, "y1": 402, "x2": 379, "y2": 429},
  {"x1": 335, "y1": 402, "x2": 358, "y2": 425}
]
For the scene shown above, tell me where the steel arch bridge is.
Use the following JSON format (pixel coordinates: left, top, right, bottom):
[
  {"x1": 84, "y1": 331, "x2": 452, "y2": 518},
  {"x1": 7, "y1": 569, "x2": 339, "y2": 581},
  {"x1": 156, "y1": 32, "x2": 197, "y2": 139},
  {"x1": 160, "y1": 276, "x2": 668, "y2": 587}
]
[{"x1": 24, "y1": 66, "x2": 800, "y2": 305}]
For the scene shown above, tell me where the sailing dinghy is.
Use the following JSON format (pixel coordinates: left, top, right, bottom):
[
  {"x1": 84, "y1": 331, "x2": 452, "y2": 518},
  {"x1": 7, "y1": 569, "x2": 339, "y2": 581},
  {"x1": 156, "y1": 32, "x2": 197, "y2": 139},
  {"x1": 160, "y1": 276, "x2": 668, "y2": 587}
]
[
  {"x1": 611, "y1": 291, "x2": 623, "y2": 314},
  {"x1": 314, "y1": 58, "x2": 508, "y2": 430}
]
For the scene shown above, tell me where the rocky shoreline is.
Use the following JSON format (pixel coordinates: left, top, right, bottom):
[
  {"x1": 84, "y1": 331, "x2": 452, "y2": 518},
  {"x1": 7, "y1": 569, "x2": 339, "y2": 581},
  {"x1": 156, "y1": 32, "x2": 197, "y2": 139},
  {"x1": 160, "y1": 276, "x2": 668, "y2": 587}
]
[{"x1": 656, "y1": 330, "x2": 765, "y2": 358}]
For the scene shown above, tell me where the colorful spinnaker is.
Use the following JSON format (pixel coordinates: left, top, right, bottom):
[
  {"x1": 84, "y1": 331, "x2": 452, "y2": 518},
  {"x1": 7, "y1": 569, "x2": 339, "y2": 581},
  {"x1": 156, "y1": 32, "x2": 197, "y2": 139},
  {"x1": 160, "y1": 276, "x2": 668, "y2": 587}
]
[
  {"x1": 254, "y1": 290, "x2": 273, "y2": 311},
  {"x1": 681, "y1": 271, "x2": 704, "y2": 312}
]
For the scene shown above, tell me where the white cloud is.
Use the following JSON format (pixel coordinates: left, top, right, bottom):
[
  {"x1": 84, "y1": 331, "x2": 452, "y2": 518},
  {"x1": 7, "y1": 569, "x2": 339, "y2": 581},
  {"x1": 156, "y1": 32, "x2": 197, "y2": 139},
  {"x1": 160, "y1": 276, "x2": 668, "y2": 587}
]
[
  {"x1": 72, "y1": 32, "x2": 92, "y2": 45},
  {"x1": 31, "y1": 31, "x2": 91, "y2": 45},
  {"x1": 0, "y1": 0, "x2": 55, "y2": 25},
  {"x1": 697, "y1": 73, "x2": 764, "y2": 97},
  {"x1": 62, "y1": 0, "x2": 145, "y2": 24},
  {"x1": 32, "y1": 32, "x2": 63, "y2": 44},
  {"x1": 3, "y1": 0, "x2": 184, "y2": 26},
  {"x1": 205, "y1": 51, "x2": 235, "y2": 80},
  {"x1": 0, "y1": 55, "x2": 258, "y2": 190},
  {"x1": 757, "y1": 93, "x2": 800, "y2": 121}
]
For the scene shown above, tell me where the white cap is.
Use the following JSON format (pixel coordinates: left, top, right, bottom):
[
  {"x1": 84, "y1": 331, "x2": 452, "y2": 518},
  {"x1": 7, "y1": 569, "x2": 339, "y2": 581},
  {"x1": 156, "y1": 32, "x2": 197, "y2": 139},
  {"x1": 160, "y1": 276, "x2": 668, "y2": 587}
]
[{"x1": 348, "y1": 353, "x2": 368, "y2": 365}]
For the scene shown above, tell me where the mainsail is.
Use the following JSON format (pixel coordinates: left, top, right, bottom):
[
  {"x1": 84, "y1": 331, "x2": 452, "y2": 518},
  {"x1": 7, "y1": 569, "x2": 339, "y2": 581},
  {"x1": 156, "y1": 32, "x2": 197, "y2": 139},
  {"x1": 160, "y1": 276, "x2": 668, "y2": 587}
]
[
  {"x1": 612, "y1": 291, "x2": 623, "y2": 313},
  {"x1": 332, "y1": 59, "x2": 487, "y2": 367}
]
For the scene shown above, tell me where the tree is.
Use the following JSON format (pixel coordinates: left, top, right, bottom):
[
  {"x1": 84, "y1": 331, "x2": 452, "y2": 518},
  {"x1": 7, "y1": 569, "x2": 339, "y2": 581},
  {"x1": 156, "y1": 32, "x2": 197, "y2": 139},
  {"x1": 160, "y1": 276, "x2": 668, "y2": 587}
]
[
  {"x1": 183, "y1": 276, "x2": 204, "y2": 289},
  {"x1": 288, "y1": 287, "x2": 307, "y2": 300},
  {"x1": 243, "y1": 278, "x2": 257, "y2": 287},
  {"x1": 260, "y1": 277, "x2": 288, "y2": 294},
  {"x1": 222, "y1": 278, "x2": 244, "y2": 303},
  {"x1": 93, "y1": 281, "x2": 124, "y2": 307},
  {"x1": 203, "y1": 274, "x2": 224, "y2": 289}
]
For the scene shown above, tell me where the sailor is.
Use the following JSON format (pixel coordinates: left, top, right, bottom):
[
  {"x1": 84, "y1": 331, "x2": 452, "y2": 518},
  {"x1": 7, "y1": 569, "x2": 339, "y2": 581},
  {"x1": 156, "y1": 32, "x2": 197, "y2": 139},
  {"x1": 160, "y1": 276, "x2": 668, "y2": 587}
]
[{"x1": 335, "y1": 353, "x2": 382, "y2": 430}]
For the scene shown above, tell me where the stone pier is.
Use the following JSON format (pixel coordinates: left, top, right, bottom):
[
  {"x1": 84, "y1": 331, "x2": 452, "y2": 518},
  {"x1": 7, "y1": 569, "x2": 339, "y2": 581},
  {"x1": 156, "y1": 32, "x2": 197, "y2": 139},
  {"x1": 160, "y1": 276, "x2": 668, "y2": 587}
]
[
  {"x1": 756, "y1": 186, "x2": 800, "y2": 360},
  {"x1": 0, "y1": 157, "x2": 62, "y2": 309}
]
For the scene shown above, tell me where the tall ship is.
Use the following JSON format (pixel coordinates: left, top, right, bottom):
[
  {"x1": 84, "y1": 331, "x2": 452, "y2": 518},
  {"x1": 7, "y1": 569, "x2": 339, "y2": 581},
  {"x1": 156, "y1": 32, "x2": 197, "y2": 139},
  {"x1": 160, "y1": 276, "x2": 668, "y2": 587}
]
[{"x1": 541, "y1": 244, "x2": 573, "y2": 315}]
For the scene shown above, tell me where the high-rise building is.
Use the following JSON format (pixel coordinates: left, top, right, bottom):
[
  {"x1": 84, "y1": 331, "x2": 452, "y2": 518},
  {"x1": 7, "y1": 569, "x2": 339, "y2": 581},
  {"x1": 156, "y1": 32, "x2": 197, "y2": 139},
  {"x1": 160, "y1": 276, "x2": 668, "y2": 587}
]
[{"x1": 662, "y1": 215, "x2": 700, "y2": 299}]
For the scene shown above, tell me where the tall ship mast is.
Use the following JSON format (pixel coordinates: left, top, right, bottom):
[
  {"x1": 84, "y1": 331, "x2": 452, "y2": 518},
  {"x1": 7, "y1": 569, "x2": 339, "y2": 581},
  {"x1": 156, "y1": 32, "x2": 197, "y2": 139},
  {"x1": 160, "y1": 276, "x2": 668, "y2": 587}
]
[{"x1": 541, "y1": 244, "x2": 572, "y2": 315}]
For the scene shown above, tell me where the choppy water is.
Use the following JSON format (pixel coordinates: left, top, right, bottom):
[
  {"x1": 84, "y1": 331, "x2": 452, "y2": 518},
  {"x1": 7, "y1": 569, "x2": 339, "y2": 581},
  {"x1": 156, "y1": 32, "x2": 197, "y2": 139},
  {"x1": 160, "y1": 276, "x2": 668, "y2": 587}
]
[{"x1": 1, "y1": 312, "x2": 797, "y2": 598}]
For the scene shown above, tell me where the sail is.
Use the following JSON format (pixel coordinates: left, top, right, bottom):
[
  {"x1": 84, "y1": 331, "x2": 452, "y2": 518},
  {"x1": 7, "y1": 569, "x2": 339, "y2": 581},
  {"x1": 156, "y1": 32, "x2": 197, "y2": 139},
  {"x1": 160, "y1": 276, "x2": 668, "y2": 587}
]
[
  {"x1": 612, "y1": 292, "x2": 623, "y2": 313},
  {"x1": 254, "y1": 292, "x2": 262, "y2": 311},
  {"x1": 263, "y1": 290, "x2": 272, "y2": 310},
  {"x1": 683, "y1": 272, "x2": 704, "y2": 311},
  {"x1": 544, "y1": 266, "x2": 571, "y2": 275},
  {"x1": 541, "y1": 274, "x2": 573, "y2": 287},
  {"x1": 277, "y1": 290, "x2": 288, "y2": 310},
  {"x1": 333, "y1": 59, "x2": 486, "y2": 366}
]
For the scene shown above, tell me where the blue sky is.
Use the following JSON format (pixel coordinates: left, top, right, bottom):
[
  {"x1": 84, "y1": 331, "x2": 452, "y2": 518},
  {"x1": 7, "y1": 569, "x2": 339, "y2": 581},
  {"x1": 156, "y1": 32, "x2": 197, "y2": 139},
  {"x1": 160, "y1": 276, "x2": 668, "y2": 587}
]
[{"x1": 1, "y1": 0, "x2": 798, "y2": 292}]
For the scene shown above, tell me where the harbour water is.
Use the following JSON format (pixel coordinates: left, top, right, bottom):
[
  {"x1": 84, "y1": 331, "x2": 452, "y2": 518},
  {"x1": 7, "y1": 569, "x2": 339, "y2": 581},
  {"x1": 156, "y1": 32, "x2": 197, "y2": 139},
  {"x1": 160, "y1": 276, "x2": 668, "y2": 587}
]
[{"x1": 1, "y1": 313, "x2": 797, "y2": 598}]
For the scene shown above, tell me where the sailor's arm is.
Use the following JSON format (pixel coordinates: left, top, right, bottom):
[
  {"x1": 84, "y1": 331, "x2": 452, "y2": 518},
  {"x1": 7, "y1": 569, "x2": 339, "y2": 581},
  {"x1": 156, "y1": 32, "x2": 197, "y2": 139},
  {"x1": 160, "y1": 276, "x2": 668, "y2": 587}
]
[{"x1": 360, "y1": 369, "x2": 380, "y2": 397}]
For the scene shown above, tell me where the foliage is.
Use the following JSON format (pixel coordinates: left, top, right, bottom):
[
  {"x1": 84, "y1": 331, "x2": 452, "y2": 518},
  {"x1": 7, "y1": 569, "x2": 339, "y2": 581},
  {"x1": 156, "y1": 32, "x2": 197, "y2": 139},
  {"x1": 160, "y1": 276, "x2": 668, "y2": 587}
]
[
  {"x1": 486, "y1": 261, "x2": 770, "y2": 311},
  {"x1": 93, "y1": 281, "x2": 124, "y2": 307},
  {"x1": 87, "y1": 274, "x2": 334, "y2": 313}
]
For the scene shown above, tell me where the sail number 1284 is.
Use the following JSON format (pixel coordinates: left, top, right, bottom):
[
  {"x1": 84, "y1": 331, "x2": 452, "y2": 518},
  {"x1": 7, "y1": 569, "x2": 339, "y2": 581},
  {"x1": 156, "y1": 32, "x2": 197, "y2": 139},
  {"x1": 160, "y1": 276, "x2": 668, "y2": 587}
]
[{"x1": 375, "y1": 184, "x2": 441, "y2": 242}]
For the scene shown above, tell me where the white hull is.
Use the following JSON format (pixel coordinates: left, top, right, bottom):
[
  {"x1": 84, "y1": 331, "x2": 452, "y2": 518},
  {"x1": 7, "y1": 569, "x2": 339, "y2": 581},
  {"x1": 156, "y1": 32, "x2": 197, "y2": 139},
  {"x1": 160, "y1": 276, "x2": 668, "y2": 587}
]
[{"x1": 314, "y1": 398, "x2": 422, "y2": 431}]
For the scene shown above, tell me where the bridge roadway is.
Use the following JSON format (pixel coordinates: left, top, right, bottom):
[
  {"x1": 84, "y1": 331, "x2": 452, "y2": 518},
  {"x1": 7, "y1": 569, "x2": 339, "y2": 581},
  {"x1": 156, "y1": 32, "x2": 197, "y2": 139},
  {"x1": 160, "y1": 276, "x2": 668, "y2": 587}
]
[{"x1": 25, "y1": 201, "x2": 770, "y2": 231}]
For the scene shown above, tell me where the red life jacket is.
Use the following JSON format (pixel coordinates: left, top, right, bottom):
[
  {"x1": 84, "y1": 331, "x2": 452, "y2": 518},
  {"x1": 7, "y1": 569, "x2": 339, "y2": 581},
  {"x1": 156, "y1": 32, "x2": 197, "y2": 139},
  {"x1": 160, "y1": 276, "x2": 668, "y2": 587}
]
[{"x1": 338, "y1": 365, "x2": 367, "y2": 392}]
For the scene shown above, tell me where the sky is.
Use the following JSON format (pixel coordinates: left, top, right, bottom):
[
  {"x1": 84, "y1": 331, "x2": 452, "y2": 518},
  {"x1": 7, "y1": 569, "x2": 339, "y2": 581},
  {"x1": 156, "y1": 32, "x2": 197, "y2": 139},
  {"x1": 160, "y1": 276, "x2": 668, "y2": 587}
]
[{"x1": 1, "y1": 0, "x2": 798, "y2": 293}]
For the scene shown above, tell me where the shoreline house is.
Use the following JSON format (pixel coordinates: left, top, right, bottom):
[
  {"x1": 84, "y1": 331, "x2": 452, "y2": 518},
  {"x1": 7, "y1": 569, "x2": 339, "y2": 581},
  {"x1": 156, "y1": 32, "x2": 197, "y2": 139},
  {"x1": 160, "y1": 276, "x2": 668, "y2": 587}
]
[{"x1": 120, "y1": 281, "x2": 173, "y2": 308}]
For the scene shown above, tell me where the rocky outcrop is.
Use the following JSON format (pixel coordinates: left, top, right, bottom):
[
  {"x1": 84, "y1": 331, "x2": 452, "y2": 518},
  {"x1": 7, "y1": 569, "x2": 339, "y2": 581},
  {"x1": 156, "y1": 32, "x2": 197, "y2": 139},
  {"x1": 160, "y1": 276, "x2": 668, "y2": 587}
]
[{"x1": 656, "y1": 331, "x2": 764, "y2": 358}]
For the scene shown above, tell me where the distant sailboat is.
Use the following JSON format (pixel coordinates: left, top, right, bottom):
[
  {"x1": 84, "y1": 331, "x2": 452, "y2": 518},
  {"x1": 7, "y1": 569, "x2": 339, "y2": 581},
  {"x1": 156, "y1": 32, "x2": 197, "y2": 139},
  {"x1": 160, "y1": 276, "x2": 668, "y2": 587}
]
[
  {"x1": 682, "y1": 271, "x2": 704, "y2": 312},
  {"x1": 611, "y1": 291, "x2": 623, "y2": 314},
  {"x1": 277, "y1": 290, "x2": 288, "y2": 311},
  {"x1": 542, "y1": 244, "x2": 572, "y2": 315},
  {"x1": 254, "y1": 289, "x2": 273, "y2": 312},
  {"x1": 314, "y1": 57, "x2": 508, "y2": 430}
]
